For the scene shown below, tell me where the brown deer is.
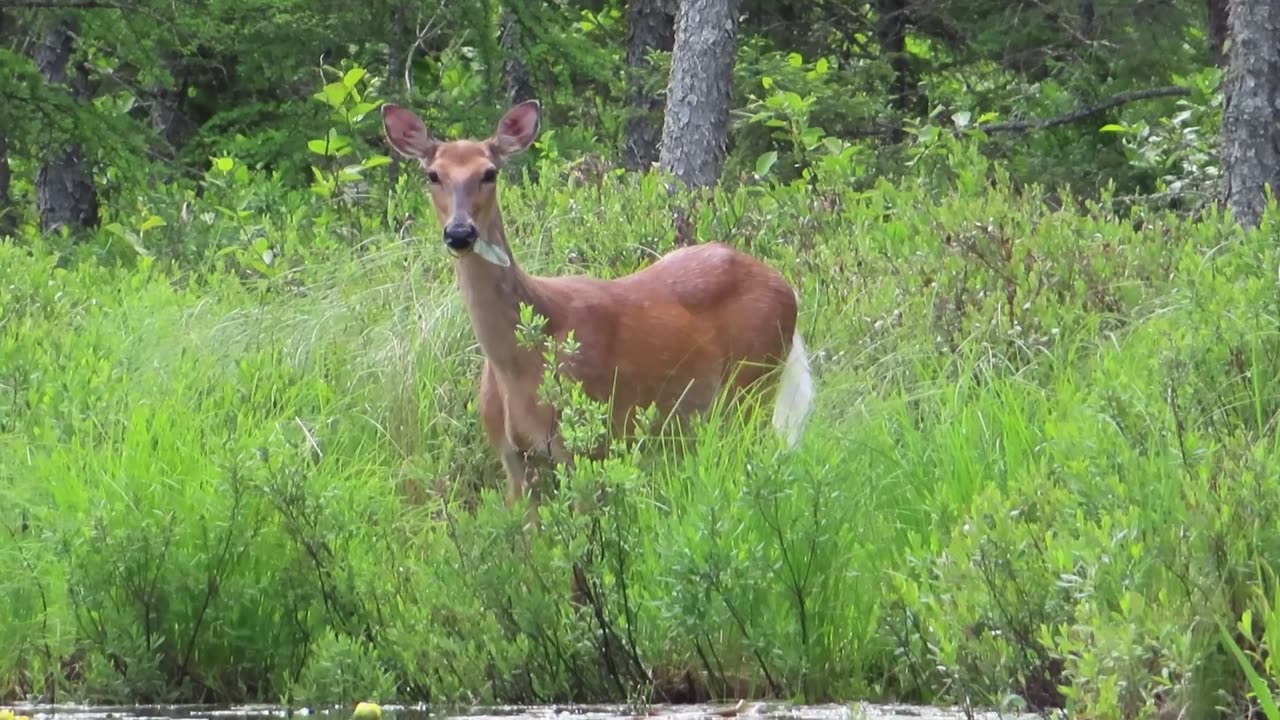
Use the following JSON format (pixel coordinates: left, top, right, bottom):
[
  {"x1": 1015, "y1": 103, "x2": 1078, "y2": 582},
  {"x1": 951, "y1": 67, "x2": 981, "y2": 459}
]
[{"x1": 381, "y1": 100, "x2": 814, "y2": 520}]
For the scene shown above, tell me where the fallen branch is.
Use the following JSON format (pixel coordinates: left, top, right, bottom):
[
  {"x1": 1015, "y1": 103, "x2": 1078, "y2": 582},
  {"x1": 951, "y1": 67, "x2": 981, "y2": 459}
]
[{"x1": 979, "y1": 85, "x2": 1192, "y2": 133}]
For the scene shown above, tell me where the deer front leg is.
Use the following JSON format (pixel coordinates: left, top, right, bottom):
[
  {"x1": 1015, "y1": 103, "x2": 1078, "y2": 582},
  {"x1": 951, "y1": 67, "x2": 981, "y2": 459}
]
[
  {"x1": 500, "y1": 446, "x2": 543, "y2": 528},
  {"x1": 479, "y1": 363, "x2": 538, "y2": 524}
]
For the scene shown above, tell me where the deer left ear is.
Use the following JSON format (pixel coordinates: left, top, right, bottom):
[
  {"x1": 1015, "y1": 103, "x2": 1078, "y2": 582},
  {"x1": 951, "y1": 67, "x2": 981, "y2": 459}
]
[{"x1": 489, "y1": 100, "x2": 541, "y2": 161}]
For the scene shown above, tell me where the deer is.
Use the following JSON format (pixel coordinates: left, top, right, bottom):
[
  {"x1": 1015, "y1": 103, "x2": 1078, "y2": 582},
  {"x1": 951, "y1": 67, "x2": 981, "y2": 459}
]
[{"x1": 381, "y1": 99, "x2": 815, "y2": 522}]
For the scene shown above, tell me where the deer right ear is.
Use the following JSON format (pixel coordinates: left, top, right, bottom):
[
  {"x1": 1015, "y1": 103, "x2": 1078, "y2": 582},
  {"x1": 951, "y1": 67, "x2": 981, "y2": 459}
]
[{"x1": 381, "y1": 104, "x2": 438, "y2": 160}]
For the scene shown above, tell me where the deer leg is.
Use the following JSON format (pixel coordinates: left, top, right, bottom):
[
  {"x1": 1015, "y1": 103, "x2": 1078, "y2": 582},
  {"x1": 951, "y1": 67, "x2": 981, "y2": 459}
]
[
  {"x1": 479, "y1": 362, "x2": 540, "y2": 525},
  {"x1": 501, "y1": 446, "x2": 542, "y2": 528}
]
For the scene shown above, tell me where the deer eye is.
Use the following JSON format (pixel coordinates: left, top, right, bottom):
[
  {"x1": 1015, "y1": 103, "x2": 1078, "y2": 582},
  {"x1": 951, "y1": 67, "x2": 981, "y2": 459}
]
[
  {"x1": 480, "y1": 167, "x2": 498, "y2": 184},
  {"x1": 426, "y1": 170, "x2": 441, "y2": 184}
]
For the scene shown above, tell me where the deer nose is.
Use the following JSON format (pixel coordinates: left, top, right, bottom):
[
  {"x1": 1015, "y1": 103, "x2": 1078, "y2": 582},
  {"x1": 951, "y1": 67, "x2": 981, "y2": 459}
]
[{"x1": 443, "y1": 221, "x2": 478, "y2": 250}]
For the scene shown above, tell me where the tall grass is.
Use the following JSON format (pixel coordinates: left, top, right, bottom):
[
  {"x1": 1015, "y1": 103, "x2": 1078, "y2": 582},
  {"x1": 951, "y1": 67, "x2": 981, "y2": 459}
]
[{"x1": 3, "y1": 154, "x2": 1280, "y2": 718}]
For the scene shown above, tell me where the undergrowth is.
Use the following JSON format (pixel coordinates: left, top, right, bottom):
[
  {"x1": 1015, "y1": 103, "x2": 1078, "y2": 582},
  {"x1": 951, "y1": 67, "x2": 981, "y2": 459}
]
[{"x1": 3, "y1": 120, "x2": 1280, "y2": 720}]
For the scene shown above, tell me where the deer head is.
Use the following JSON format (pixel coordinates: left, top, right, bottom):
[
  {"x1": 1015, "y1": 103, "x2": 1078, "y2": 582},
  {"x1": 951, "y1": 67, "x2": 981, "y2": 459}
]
[{"x1": 381, "y1": 101, "x2": 541, "y2": 265}]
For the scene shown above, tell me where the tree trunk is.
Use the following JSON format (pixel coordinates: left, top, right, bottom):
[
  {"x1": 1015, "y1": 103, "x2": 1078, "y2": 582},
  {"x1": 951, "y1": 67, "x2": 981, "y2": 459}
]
[
  {"x1": 36, "y1": 15, "x2": 99, "y2": 234},
  {"x1": 658, "y1": 0, "x2": 740, "y2": 188},
  {"x1": 0, "y1": 133, "x2": 13, "y2": 238},
  {"x1": 1221, "y1": 0, "x2": 1280, "y2": 228},
  {"x1": 1079, "y1": 0, "x2": 1095, "y2": 39},
  {"x1": 875, "y1": 0, "x2": 916, "y2": 140},
  {"x1": 0, "y1": 9, "x2": 12, "y2": 238},
  {"x1": 149, "y1": 56, "x2": 193, "y2": 160},
  {"x1": 500, "y1": 10, "x2": 535, "y2": 105},
  {"x1": 387, "y1": 0, "x2": 410, "y2": 186},
  {"x1": 1207, "y1": 0, "x2": 1230, "y2": 66},
  {"x1": 623, "y1": 0, "x2": 676, "y2": 171}
]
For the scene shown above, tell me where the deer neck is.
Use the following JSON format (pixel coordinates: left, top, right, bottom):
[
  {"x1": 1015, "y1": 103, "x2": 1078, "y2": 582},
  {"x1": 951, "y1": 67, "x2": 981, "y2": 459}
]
[{"x1": 454, "y1": 215, "x2": 546, "y2": 377}]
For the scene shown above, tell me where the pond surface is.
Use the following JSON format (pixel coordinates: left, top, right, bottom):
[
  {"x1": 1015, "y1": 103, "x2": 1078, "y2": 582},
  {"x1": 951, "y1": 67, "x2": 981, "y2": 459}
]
[{"x1": 2, "y1": 703, "x2": 1041, "y2": 720}]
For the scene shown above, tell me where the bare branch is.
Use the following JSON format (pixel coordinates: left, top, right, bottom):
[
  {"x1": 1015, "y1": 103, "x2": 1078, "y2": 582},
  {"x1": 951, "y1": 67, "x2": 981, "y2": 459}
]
[{"x1": 979, "y1": 86, "x2": 1192, "y2": 134}]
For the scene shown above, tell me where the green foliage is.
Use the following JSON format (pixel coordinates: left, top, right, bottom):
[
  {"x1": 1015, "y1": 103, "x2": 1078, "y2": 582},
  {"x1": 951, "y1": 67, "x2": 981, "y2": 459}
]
[
  {"x1": 733, "y1": 45, "x2": 885, "y2": 186},
  {"x1": 306, "y1": 63, "x2": 392, "y2": 200},
  {"x1": 737, "y1": 49, "x2": 874, "y2": 187},
  {"x1": 3, "y1": 112, "x2": 1280, "y2": 716}
]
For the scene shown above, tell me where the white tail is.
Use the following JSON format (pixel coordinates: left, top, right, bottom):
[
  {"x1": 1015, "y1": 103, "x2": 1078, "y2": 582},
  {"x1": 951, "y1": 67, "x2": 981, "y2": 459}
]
[{"x1": 772, "y1": 330, "x2": 815, "y2": 448}]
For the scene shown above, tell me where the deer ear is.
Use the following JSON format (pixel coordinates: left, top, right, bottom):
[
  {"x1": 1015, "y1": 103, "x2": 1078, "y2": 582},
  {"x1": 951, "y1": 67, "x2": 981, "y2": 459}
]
[
  {"x1": 382, "y1": 104, "x2": 438, "y2": 160},
  {"x1": 489, "y1": 100, "x2": 541, "y2": 161}
]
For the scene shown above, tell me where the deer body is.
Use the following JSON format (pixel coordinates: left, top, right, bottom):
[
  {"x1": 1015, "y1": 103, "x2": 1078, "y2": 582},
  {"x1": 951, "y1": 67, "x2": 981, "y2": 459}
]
[{"x1": 383, "y1": 101, "x2": 814, "y2": 511}]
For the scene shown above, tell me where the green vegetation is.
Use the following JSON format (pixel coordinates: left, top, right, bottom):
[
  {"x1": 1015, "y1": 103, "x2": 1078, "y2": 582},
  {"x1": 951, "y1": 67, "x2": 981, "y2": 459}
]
[{"x1": 3, "y1": 89, "x2": 1280, "y2": 717}]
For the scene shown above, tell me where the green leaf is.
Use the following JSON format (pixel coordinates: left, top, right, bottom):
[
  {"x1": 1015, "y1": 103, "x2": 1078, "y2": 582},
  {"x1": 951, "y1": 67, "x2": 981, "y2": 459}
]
[
  {"x1": 814, "y1": 57, "x2": 829, "y2": 75},
  {"x1": 473, "y1": 240, "x2": 511, "y2": 267},
  {"x1": 212, "y1": 156, "x2": 235, "y2": 173},
  {"x1": 311, "y1": 166, "x2": 331, "y2": 186},
  {"x1": 755, "y1": 151, "x2": 778, "y2": 177},
  {"x1": 1098, "y1": 123, "x2": 1127, "y2": 133},
  {"x1": 351, "y1": 102, "x2": 379, "y2": 120},
  {"x1": 787, "y1": 52, "x2": 803, "y2": 67},
  {"x1": 139, "y1": 215, "x2": 166, "y2": 233},
  {"x1": 761, "y1": 76, "x2": 774, "y2": 89},
  {"x1": 362, "y1": 155, "x2": 391, "y2": 169},
  {"x1": 308, "y1": 130, "x2": 351, "y2": 156},
  {"x1": 1220, "y1": 622, "x2": 1280, "y2": 720},
  {"x1": 343, "y1": 67, "x2": 367, "y2": 89},
  {"x1": 104, "y1": 222, "x2": 130, "y2": 240},
  {"x1": 319, "y1": 81, "x2": 350, "y2": 108}
]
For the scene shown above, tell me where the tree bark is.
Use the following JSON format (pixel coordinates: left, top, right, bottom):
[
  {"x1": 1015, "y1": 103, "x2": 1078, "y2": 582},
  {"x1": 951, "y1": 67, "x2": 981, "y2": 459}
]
[
  {"x1": 1221, "y1": 0, "x2": 1280, "y2": 228},
  {"x1": 0, "y1": 9, "x2": 12, "y2": 237},
  {"x1": 387, "y1": 0, "x2": 410, "y2": 186},
  {"x1": 500, "y1": 9, "x2": 534, "y2": 105},
  {"x1": 1207, "y1": 0, "x2": 1230, "y2": 66},
  {"x1": 623, "y1": 0, "x2": 675, "y2": 171},
  {"x1": 875, "y1": 0, "x2": 916, "y2": 140},
  {"x1": 149, "y1": 56, "x2": 193, "y2": 160},
  {"x1": 0, "y1": 133, "x2": 13, "y2": 238},
  {"x1": 658, "y1": 0, "x2": 740, "y2": 188},
  {"x1": 35, "y1": 14, "x2": 99, "y2": 234},
  {"x1": 1079, "y1": 0, "x2": 1095, "y2": 39}
]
